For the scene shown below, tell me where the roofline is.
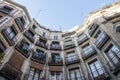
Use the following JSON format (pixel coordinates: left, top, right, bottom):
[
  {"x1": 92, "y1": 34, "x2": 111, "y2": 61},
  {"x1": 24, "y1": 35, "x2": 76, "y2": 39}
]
[
  {"x1": 33, "y1": 19, "x2": 62, "y2": 33},
  {"x1": 4, "y1": 0, "x2": 31, "y2": 22}
]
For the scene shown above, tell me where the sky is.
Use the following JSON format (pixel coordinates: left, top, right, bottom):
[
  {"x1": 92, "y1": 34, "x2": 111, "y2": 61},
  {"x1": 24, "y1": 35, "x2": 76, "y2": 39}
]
[{"x1": 13, "y1": 0, "x2": 116, "y2": 31}]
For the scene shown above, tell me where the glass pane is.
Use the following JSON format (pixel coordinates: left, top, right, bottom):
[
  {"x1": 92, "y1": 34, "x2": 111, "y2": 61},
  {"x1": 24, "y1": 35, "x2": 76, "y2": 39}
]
[
  {"x1": 108, "y1": 52, "x2": 114, "y2": 58},
  {"x1": 92, "y1": 71, "x2": 98, "y2": 77},
  {"x1": 9, "y1": 32, "x2": 15, "y2": 39},
  {"x1": 76, "y1": 70, "x2": 80, "y2": 77},
  {"x1": 95, "y1": 61, "x2": 101, "y2": 69},
  {"x1": 70, "y1": 71, "x2": 75, "y2": 78},
  {"x1": 117, "y1": 52, "x2": 120, "y2": 58},
  {"x1": 22, "y1": 43, "x2": 29, "y2": 50},
  {"x1": 28, "y1": 68, "x2": 34, "y2": 80},
  {"x1": 6, "y1": 27, "x2": 11, "y2": 34},
  {"x1": 55, "y1": 55, "x2": 61, "y2": 62},
  {"x1": 90, "y1": 64, "x2": 96, "y2": 72},
  {"x1": 98, "y1": 68, "x2": 104, "y2": 75},
  {"x1": 56, "y1": 75, "x2": 61, "y2": 80},
  {"x1": 112, "y1": 57, "x2": 119, "y2": 64}
]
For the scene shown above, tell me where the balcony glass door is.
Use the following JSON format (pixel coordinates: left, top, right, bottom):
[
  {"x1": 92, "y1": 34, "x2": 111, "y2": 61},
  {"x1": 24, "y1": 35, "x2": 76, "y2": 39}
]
[
  {"x1": 50, "y1": 72, "x2": 62, "y2": 80},
  {"x1": 69, "y1": 68, "x2": 82, "y2": 80}
]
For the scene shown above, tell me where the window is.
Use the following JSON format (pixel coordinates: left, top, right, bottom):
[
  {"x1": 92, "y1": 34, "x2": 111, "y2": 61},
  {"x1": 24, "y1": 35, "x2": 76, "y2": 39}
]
[
  {"x1": 78, "y1": 33, "x2": 87, "y2": 41},
  {"x1": 115, "y1": 25, "x2": 120, "y2": 32},
  {"x1": 105, "y1": 43, "x2": 120, "y2": 64},
  {"x1": 28, "y1": 67, "x2": 42, "y2": 80},
  {"x1": 0, "y1": 39, "x2": 6, "y2": 53},
  {"x1": 51, "y1": 42, "x2": 60, "y2": 48},
  {"x1": 15, "y1": 17, "x2": 25, "y2": 30},
  {"x1": 5, "y1": 25, "x2": 17, "y2": 40},
  {"x1": 69, "y1": 68, "x2": 82, "y2": 80},
  {"x1": 22, "y1": 42, "x2": 29, "y2": 51},
  {"x1": 88, "y1": 59, "x2": 104, "y2": 78},
  {"x1": 0, "y1": 6, "x2": 13, "y2": 14},
  {"x1": 26, "y1": 30, "x2": 34, "y2": 39},
  {"x1": 54, "y1": 35, "x2": 58, "y2": 40},
  {"x1": 82, "y1": 44, "x2": 95, "y2": 55},
  {"x1": 65, "y1": 39, "x2": 72, "y2": 43},
  {"x1": 52, "y1": 53, "x2": 61, "y2": 62},
  {"x1": 42, "y1": 32, "x2": 46, "y2": 36},
  {"x1": 96, "y1": 31, "x2": 106, "y2": 42},
  {"x1": 32, "y1": 25, "x2": 37, "y2": 30},
  {"x1": 50, "y1": 71, "x2": 62, "y2": 80},
  {"x1": 67, "y1": 51, "x2": 76, "y2": 62},
  {"x1": 34, "y1": 49, "x2": 45, "y2": 60}
]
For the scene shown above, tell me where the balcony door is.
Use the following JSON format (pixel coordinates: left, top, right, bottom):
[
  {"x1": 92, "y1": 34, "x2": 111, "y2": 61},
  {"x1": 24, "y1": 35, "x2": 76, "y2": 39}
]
[
  {"x1": 69, "y1": 68, "x2": 82, "y2": 80},
  {"x1": 67, "y1": 51, "x2": 76, "y2": 62},
  {"x1": 50, "y1": 71, "x2": 62, "y2": 80},
  {"x1": 52, "y1": 53, "x2": 61, "y2": 63},
  {"x1": 105, "y1": 43, "x2": 120, "y2": 65},
  {"x1": 88, "y1": 59, "x2": 104, "y2": 79}
]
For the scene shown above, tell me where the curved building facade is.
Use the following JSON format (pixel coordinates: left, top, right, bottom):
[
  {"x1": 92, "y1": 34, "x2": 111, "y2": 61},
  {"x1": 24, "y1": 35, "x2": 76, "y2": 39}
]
[{"x1": 0, "y1": 0, "x2": 120, "y2": 80}]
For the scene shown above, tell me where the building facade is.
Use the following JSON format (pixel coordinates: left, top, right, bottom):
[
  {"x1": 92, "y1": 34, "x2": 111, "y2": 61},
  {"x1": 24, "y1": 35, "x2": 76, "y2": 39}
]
[{"x1": 0, "y1": 0, "x2": 120, "y2": 80}]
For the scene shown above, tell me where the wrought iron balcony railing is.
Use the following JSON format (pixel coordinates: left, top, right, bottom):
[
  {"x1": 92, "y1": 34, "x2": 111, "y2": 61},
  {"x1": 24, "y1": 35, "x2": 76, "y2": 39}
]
[
  {"x1": 35, "y1": 40, "x2": 47, "y2": 49},
  {"x1": 15, "y1": 18, "x2": 24, "y2": 31},
  {"x1": 68, "y1": 76, "x2": 86, "y2": 80},
  {"x1": 107, "y1": 59, "x2": 120, "y2": 74},
  {"x1": 88, "y1": 23, "x2": 98, "y2": 36},
  {"x1": 65, "y1": 55, "x2": 80, "y2": 65},
  {"x1": 15, "y1": 43, "x2": 29, "y2": 58},
  {"x1": 87, "y1": 67, "x2": 110, "y2": 80},
  {"x1": 50, "y1": 44, "x2": 61, "y2": 50},
  {"x1": 95, "y1": 34, "x2": 110, "y2": 49},
  {"x1": 0, "y1": 8, "x2": 11, "y2": 14},
  {"x1": 48, "y1": 59, "x2": 63, "y2": 66},
  {"x1": 1, "y1": 30, "x2": 19, "y2": 46},
  {"x1": 31, "y1": 54, "x2": 46, "y2": 64},
  {"x1": 82, "y1": 47, "x2": 96, "y2": 60},
  {"x1": 78, "y1": 35, "x2": 89, "y2": 45},
  {"x1": 64, "y1": 41, "x2": 75, "y2": 50},
  {"x1": 23, "y1": 31, "x2": 35, "y2": 43}
]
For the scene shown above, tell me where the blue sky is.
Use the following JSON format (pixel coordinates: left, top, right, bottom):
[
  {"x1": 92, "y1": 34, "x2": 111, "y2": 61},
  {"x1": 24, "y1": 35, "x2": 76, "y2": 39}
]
[{"x1": 13, "y1": 0, "x2": 116, "y2": 31}]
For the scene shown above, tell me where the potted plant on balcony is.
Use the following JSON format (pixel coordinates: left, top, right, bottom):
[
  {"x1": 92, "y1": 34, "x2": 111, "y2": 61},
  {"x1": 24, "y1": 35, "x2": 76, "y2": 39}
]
[{"x1": 0, "y1": 53, "x2": 5, "y2": 63}]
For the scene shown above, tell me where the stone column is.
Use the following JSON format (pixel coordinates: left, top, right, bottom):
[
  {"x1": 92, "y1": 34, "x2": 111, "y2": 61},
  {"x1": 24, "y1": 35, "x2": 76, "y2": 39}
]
[
  {"x1": 20, "y1": 47, "x2": 33, "y2": 80},
  {"x1": 0, "y1": 47, "x2": 14, "y2": 70}
]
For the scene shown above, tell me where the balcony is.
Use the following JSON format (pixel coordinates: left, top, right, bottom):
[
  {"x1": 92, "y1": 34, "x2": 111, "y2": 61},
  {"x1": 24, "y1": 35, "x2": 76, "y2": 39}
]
[
  {"x1": 95, "y1": 34, "x2": 110, "y2": 49},
  {"x1": 82, "y1": 47, "x2": 96, "y2": 60},
  {"x1": 23, "y1": 74, "x2": 45, "y2": 80},
  {"x1": 15, "y1": 17, "x2": 25, "y2": 32},
  {"x1": 68, "y1": 76, "x2": 85, "y2": 80},
  {"x1": 0, "y1": 16, "x2": 11, "y2": 26},
  {"x1": 65, "y1": 55, "x2": 80, "y2": 65},
  {"x1": 78, "y1": 34, "x2": 89, "y2": 45},
  {"x1": 107, "y1": 59, "x2": 120, "y2": 75},
  {"x1": 23, "y1": 31, "x2": 35, "y2": 43},
  {"x1": 1, "y1": 30, "x2": 18, "y2": 46},
  {"x1": 88, "y1": 23, "x2": 98, "y2": 36},
  {"x1": 35, "y1": 40, "x2": 47, "y2": 49},
  {"x1": 0, "y1": 7, "x2": 12, "y2": 14},
  {"x1": 31, "y1": 53, "x2": 46, "y2": 64},
  {"x1": 0, "y1": 62, "x2": 22, "y2": 80},
  {"x1": 15, "y1": 43, "x2": 29, "y2": 58},
  {"x1": 48, "y1": 59, "x2": 63, "y2": 66},
  {"x1": 50, "y1": 43, "x2": 61, "y2": 50},
  {"x1": 64, "y1": 41, "x2": 75, "y2": 50},
  {"x1": 88, "y1": 69, "x2": 110, "y2": 80}
]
